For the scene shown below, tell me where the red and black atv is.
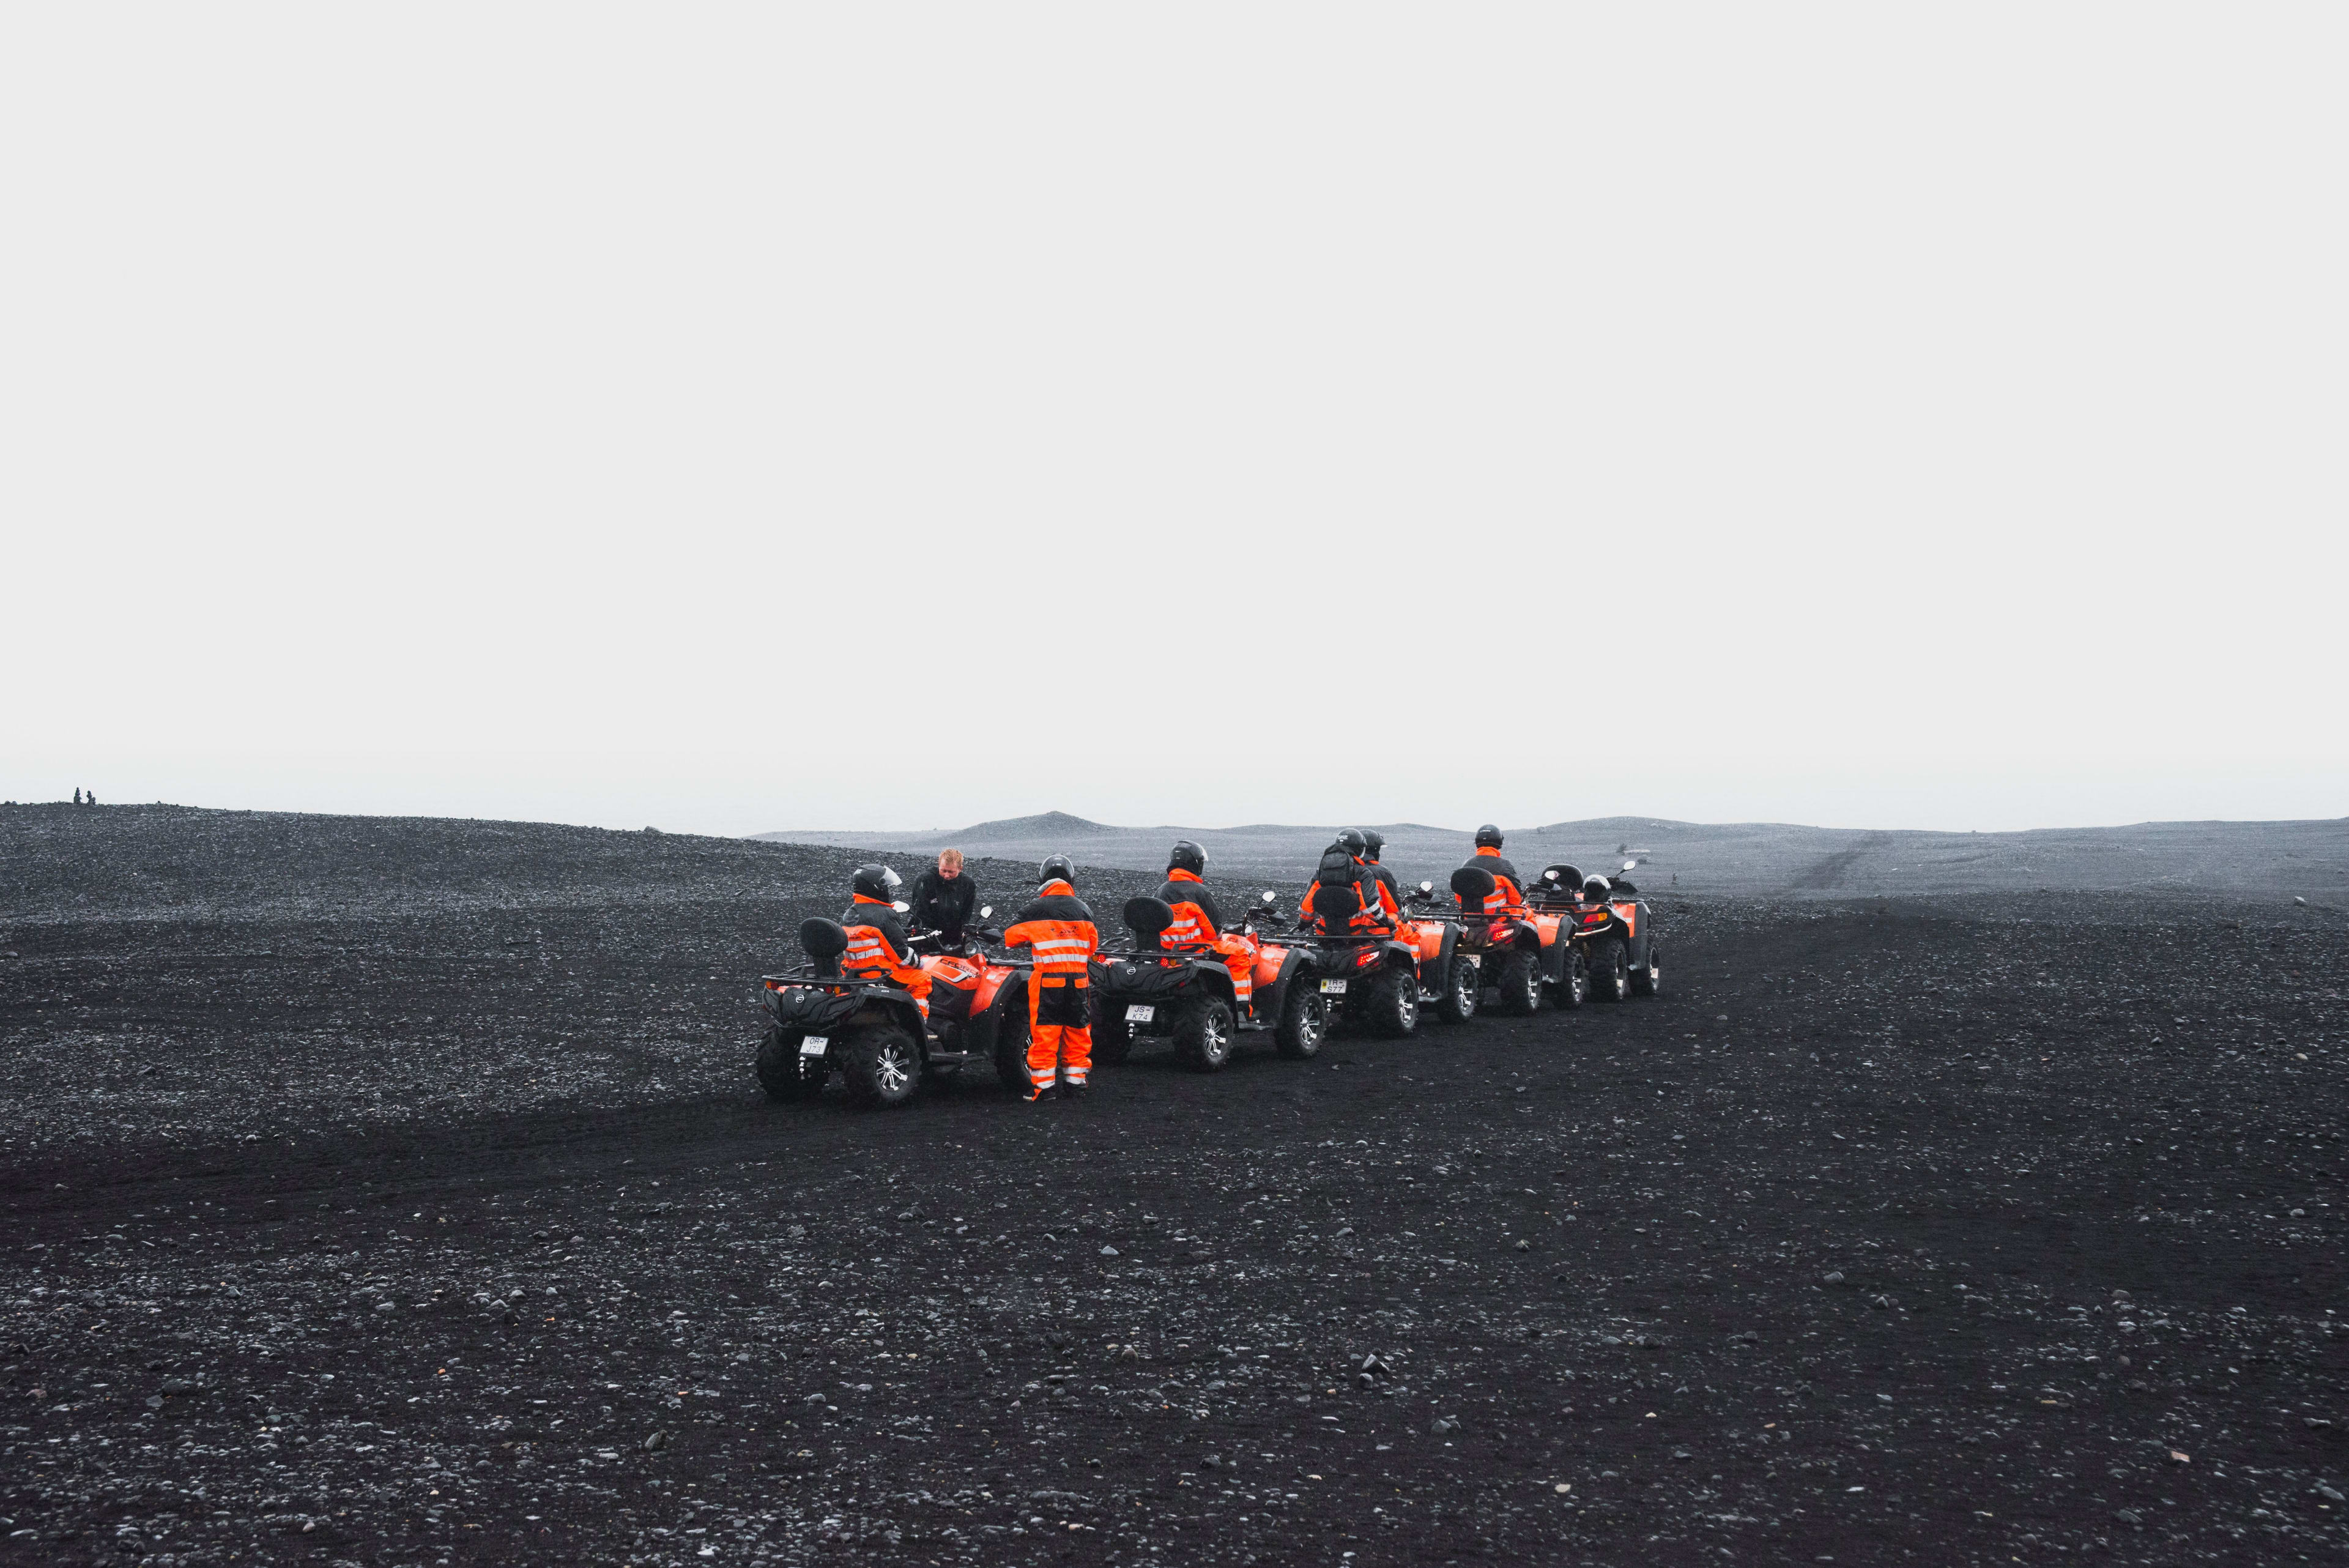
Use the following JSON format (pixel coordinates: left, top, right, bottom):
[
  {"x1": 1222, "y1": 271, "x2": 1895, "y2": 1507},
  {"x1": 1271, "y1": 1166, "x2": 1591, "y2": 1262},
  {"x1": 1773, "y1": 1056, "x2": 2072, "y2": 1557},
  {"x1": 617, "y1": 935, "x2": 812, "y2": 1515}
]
[
  {"x1": 1532, "y1": 861, "x2": 1661, "y2": 1002},
  {"x1": 1411, "y1": 864, "x2": 1590, "y2": 1015},
  {"x1": 1088, "y1": 893, "x2": 1326, "y2": 1071},
  {"x1": 1268, "y1": 882, "x2": 1425, "y2": 1038},
  {"x1": 754, "y1": 907, "x2": 1034, "y2": 1108}
]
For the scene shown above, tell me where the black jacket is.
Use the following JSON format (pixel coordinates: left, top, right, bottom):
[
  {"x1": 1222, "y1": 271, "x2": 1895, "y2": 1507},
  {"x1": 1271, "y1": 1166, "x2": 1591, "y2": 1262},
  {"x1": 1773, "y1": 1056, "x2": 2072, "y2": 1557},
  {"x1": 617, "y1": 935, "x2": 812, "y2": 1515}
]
[
  {"x1": 910, "y1": 868, "x2": 978, "y2": 937},
  {"x1": 1460, "y1": 851, "x2": 1523, "y2": 903},
  {"x1": 1364, "y1": 861, "x2": 1403, "y2": 908},
  {"x1": 839, "y1": 897, "x2": 911, "y2": 965},
  {"x1": 1156, "y1": 875, "x2": 1226, "y2": 938}
]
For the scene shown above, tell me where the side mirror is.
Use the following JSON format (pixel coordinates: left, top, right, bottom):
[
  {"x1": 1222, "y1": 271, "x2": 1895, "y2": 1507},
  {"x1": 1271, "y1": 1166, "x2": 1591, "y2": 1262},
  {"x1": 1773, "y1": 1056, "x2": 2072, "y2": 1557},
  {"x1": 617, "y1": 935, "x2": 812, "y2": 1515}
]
[
  {"x1": 979, "y1": 905, "x2": 993, "y2": 919},
  {"x1": 1261, "y1": 890, "x2": 1277, "y2": 904},
  {"x1": 1544, "y1": 869, "x2": 1560, "y2": 882},
  {"x1": 892, "y1": 901, "x2": 911, "y2": 914},
  {"x1": 1622, "y1": 860, "x2": 1638, "y2": 872},
  {"x1": 1419, "y1": 880, "x2": 1434, "y2": 894}
]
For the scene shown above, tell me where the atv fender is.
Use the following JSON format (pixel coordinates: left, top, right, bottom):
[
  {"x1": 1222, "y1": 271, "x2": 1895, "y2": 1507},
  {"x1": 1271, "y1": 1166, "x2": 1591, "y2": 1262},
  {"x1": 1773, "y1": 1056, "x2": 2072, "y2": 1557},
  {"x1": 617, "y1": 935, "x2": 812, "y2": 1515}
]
[
  {"x1": 1414, "y1": 921, "x2": 1460, "y2": 991},
  {"x1": 969, "y1": 970, "x2": 1026, "y2": 1060},
  {"x1": 853, "y1": 995, "x2": 929, "y2": 1051},
  {"x1": 1253, "y1": 946, "x2": 1313, "y2": 1025}
]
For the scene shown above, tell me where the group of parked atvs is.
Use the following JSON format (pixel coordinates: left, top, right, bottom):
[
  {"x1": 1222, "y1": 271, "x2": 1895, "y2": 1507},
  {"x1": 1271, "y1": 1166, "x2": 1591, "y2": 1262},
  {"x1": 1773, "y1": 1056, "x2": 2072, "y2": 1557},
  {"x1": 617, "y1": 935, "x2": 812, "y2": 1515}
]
[{"x1": 754, "y1": 861, "x2": 1661, "y2": 1109}]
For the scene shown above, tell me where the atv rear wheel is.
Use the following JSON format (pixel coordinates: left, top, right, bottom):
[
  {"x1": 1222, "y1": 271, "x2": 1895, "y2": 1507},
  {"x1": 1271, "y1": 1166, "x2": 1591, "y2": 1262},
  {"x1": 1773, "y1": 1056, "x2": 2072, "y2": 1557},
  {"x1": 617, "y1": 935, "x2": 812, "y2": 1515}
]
[
  {"x1": 1589, "y1": 937, "x2": 1630, "y2": 1003},
  {"x1": 1274, "y1": 986, "x2": 1326, "y2": 1059},
  {"x1": 1493, "y1": 946, "x2": 1543, "y2": 1016},
  {"x1": 1551, "y1": 946, "x2": 1589, "y2": 1009},
  {"x1": 1173, "y1": 998, "x2": 1236, "y2": 1072},
  {"x1": 993, "y1": 1006, "x2": 1033, "y2": 1091},
  {"x1": 1630, "y1": 939, "x2": 1662, "y2": 997},
  {"x1": 1434, "y1": 954, "x2": 1479, "y2": 1024},
  {"x1": 1088, "y1": 995, "x2": 1135, "y2": 1066},
  {"x1": 755, "y1": 1025, "x2": 826, "y2": 1103},
  {"x1": 842, "y1": 1025, "x2": 922, "y2": 1108},
  {"x1": 1358, "y1": 962, "x2": 1419, "y2": 1038}
]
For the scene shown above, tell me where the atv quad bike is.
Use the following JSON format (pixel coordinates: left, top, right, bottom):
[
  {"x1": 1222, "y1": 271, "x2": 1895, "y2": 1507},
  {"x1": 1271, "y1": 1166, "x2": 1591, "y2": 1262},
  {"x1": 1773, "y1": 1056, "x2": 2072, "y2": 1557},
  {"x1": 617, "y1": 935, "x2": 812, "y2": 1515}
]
[
  {"x1": 1276, "y1": 882, "x2": 1424, "y2": 1038},
  {"x1": 755, "y1": 910, "x2": 1033, "y2": 1108},
  {"x1": 1088, "y1": 893, "x2": 1324, "y2": 1071},
  {"x1": 906, "y1": 906, "x2": 1041, "y2": 1093},
  {"x1": 1531, "y1": 860, "x2": 1661, "y2": 1002},
  {"x1": 1414, "y1": 864, "x2": 1589, "y2": 1015}
]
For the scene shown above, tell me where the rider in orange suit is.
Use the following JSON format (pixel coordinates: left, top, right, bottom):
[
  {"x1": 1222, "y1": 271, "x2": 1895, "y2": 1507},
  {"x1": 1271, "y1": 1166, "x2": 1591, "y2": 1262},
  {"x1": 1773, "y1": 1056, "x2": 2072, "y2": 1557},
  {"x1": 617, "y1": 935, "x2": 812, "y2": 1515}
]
[
  {"x1": 1301, "y1": 829, "x2": 1402, "y2": 933},
  {"x1": 1001, "y1": 855, "x2": 1100, "y2": 1100},
  {"x1": 841, "y1": 863, "x2": 932, "y2": 1018},
  {"x1": 1157, "y1": 840, "x2": 1258, "y2": 1016},
  {"x1": 1460, "y1": 824, "x2": 1524, "y2": 914}
]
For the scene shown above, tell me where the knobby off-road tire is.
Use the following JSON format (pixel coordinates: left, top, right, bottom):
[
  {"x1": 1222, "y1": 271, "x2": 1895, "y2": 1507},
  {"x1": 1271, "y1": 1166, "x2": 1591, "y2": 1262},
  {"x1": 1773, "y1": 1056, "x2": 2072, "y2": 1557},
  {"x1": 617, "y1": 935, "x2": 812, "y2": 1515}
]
[
  {"x1": 1629, "y1": 939, "x2": 1662, "y2": 996},
  {"x1": 1089, "y1": 995, "x2": 1135, "y2": 1067},
  {"x1": 755, "y1": 1025, "x2": 826, "y2": 1103},
  {"x1": 1274, "y1": 986, "x2": 1326, "y2": 1060},
  {"x1": 1589, "y1": 937, "x2": 1631, "y2": 1003},
  {"x1": 842, "y1": 1024, "x2": 922, "y2": 1108},
  {"x1": 993, "y1": 1005, "x2": 1034, "y2": 1092},
  {"x1": 1492, "y1": 947, "x2": 1543, "y2": 1017},
  {"x1": 1173, "y1": 999, "x2": 1236, "y2": 1072},
  {"x1": 1434, "y1": 954, "x2": 1479, "y2": 1025},
  {"x1": 1551, "y1": 946, "x2": 1589, "y2": 1009},
  {"x1": 1359, "y1": 963, "x2": 1420, "y2": 1038}
]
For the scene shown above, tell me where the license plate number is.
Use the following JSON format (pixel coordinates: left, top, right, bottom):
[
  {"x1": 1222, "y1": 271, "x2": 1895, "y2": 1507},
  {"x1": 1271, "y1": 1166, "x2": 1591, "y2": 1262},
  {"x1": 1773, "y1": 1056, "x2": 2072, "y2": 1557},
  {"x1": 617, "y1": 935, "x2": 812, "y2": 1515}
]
[
  {"x1": 799, "y1": 1035, "x2": 829, "y2": 1057},
  {"x1": 1320, "y1": 979, "x2": 1348, "y2": 995},
  {"x1": 1124, "y1": 1005, "x2": 1156, "y2": 1023},
  {"x1": 1464, "y1": 953, "x2": 1482, "y2": 968}
]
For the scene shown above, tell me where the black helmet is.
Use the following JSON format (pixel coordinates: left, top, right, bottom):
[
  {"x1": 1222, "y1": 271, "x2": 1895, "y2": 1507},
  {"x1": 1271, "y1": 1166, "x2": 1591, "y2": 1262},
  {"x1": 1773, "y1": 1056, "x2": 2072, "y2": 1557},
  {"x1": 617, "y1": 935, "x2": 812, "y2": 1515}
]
[
  {"x1": 1474, "y1": 823, "x2": 1504, "y2": 850},
  {"x1": 1334, "y1": 828, "x2": 1370, "y2": 858},
  {"x1": 853, "y1": 862, "x2": 902, "y2": 901},
  {"x1": 1582, "y1": 874, "x2": 1611, "y2": 901},
  {"x1": 1039, "y1": 854, "x2": 1077, "y2": 889},
  {"x1": 1361, "y1": 829, "x2": 1386, "y2": 861},
  {"x1": 1168, "y1": 839, "x2": 1207, "y2": 875}
]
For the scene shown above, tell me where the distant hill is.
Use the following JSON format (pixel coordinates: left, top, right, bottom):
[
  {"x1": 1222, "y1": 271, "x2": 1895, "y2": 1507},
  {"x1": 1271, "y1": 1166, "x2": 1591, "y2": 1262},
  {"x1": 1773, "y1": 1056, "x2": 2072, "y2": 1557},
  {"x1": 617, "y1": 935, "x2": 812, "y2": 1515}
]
[{"x1": 753, "y1": 812, "x2": 2349, "y2": 901}]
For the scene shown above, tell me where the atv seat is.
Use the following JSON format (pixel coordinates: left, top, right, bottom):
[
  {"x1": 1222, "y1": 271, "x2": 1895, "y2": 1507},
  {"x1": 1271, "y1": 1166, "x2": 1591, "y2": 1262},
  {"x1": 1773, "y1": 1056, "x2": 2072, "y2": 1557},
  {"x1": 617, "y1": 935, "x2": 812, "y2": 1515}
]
[
  {"x1": 1123, "y1": 896, "x2": 1176, "y2": 948},
  {"x1": 798, "y1": 917, "x2": 848, "y2": 978},
  {"x1": 1450, "y1": 864, "x2": 1497, "y2": 911}
]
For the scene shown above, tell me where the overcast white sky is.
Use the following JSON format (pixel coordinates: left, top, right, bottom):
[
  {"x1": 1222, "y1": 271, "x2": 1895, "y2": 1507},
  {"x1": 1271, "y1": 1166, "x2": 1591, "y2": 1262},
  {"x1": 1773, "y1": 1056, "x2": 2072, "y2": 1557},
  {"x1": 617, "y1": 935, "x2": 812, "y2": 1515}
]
[{"x1": 4, "y1": 6, "x2": 2342, "y2": 836}]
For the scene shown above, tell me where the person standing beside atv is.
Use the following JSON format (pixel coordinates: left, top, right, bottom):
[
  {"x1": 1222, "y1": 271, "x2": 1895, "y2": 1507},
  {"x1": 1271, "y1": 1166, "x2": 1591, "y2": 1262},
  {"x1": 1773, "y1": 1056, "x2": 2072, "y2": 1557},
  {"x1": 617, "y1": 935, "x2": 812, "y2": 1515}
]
[
  {"x1": 910, "y1": 849, "x2": 978, "y2": 945},
  {"x1": 1157, "y1": 839, "x2": 1258, "y2": 1016},
  {"x1": 1302, "y1": 829, "x2": 1401, "y2": 934},
  {"x1": 1458, "y1": 824, "x2": 1524, "y2": 913},
  {"x1": 842, "y1": 863, "x2": 933, "y2": 1019},
  {"x1": 1002, "y1": 855, "x2": 1101, "y2": 1101}
]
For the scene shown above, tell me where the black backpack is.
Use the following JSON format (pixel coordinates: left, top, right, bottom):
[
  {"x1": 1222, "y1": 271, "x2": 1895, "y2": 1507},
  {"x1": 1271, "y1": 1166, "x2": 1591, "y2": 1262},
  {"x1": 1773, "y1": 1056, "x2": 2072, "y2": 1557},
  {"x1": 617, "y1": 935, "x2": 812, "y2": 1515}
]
[{"x1": 1313, "y1": 846, "x2": 1367, "y2": 918}]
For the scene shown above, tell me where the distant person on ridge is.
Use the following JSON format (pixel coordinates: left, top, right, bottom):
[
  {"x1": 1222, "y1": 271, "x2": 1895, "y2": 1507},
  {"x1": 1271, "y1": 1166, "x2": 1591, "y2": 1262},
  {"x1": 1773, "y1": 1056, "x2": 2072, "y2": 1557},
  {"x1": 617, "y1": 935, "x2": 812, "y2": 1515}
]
[
  {"x1": 1001, "y1": 856, "x2": 1100, "y2": 1101},
  {"x1": 73, "y1": 789, "x2": 81, "y2": 805},
  {"x1": 910, "y1": 849, "x2": 978, "y2": 946}
]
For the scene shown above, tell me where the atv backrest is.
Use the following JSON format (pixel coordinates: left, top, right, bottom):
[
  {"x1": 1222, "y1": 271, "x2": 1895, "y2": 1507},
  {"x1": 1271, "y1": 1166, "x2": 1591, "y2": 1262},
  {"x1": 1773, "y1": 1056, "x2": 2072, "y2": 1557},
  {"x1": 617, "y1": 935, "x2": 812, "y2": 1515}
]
[
  {"x1": 1123, "y1": 896, "x2": 1176, "y2": 946},
  {"x1": 798, "y1": 917, "x2": 848, "y2": 978},
  {"x1": 1315, "y1": 881, "x2": 1362, "y2": 927},
  {"x1": 1450, "y1": 864, "x2": 1497, "y2": 908}
]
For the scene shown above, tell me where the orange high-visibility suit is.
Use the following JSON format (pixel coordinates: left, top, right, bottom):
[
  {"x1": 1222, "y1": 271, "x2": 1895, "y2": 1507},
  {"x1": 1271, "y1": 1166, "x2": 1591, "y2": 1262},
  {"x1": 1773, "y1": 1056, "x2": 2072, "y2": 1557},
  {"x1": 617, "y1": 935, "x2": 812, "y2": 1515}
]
[
  {"x1": 841, "y1": 893, "x2": 932, "y2": 1017},
  {"x1": 1156, "y1": 867, "x2": 1257, "y2": 1013},
  {"x1": 1003, "y1": 880, "x2": 1100, "y2": 1097},
  {"x1": 1302, "y1": 856, "x2": 1402, "y2": 932},
  {"x1": 1462, "y1": 846, "x2": 1525, "y2": 915}
]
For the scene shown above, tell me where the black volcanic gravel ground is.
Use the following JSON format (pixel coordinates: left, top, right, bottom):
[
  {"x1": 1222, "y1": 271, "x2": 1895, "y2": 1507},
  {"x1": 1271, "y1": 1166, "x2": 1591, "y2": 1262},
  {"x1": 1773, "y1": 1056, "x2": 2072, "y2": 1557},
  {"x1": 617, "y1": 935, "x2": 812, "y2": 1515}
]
[{"x1": 3, "y1": 804, "x2": 2348, "y2": 1567}]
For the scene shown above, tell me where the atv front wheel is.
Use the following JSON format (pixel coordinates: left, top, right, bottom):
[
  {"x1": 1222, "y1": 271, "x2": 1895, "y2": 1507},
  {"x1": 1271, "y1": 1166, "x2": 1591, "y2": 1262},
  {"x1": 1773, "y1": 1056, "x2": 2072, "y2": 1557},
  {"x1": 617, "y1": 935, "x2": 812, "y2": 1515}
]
[
  {"x1": 755, "y1": 1025, "x2": 825, "y2": 1103},
  {"x1": 1630, "y1": 940, "x2": 1662, "y2": 997},
  {"x1": 1589, "y1": 938, "x2": 1630, "y2": 1003},
  {"x1": 1274, "y1": 986, "x2": 1326, "y2": 1060},
  {"x1": 1434, "y1": 955, "x2": 1479, "y2": 1025},
  {"x1": 1493, "y1": 947, "x2": 1543, "y2": 1016},
  {"x1": 1173, "y1": 998, "x2": 1236, "y2": 1072},
  {"x1": 842, "y1": 1025, "x2": 922, "y2": 1108},
  {"x1": 1358, "y1": 962, "x2": 1420, "y2": 1038},
  {"x1": 1551, "y1": 946, "x2": 1589, "y2": 1009}
]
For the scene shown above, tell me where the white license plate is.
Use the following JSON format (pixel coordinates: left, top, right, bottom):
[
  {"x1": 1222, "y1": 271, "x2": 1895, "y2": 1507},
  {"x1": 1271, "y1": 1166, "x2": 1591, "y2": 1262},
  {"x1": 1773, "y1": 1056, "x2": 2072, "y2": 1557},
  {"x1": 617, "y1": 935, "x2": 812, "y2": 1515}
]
[
  {"x1": 1319, "y1": 979, "x2": 1348, "y2": 995},
  {"x1": 799, "y1": 1035, "x2": 829, "y2": 1057},
  {"x1": 1464, "y1": 953, "x2": 1482, "y2": 968},
  {"x1": 1124, "y1": 1005, "x2": 1156, "y2": 1023}
]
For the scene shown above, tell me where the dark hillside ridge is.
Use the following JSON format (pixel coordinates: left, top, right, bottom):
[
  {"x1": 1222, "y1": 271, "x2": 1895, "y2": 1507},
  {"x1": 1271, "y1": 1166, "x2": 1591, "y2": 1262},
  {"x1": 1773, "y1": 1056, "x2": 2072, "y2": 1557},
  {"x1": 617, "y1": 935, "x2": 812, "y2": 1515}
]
[{"x1": 757, "y1": 811, "x2": 2349, "y2": 901}]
